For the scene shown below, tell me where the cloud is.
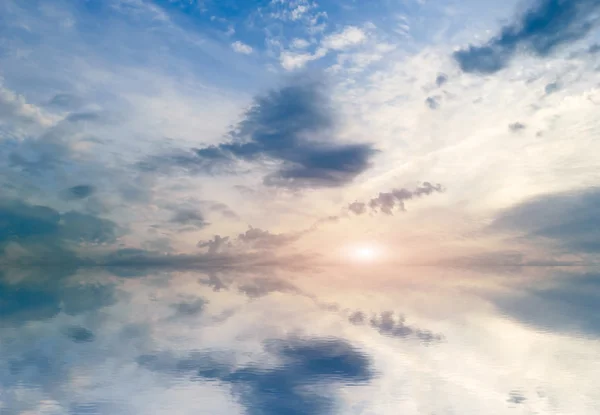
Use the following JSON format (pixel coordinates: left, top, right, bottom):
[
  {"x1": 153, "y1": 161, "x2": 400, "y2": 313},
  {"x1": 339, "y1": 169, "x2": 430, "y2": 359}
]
[
  {"x1": 348, "y1": 201, "x2": 367, "y2": 215},
  {"x1": 279, "y1": 26, "x2": 368, "y2": 71},
  {"x1": 425, "y1": 96, "x2": 440, "y2": 109},
  {"x1": 507, "y1": 390, "x2": 527, "y2": 404},
  {"x1": 435, "y1": 73, "x2": 448, "y2": 87},
  {"x1": 170, "y1": 208, "x2": 209, "y2": 229},
  {"x1": 321, "y1": 26, "x2": 367, "y2": 51},
  {"x1": 0, "y1": 271, "x2": 116, "y2": 327},
  {"x1": 489, "y1": 187, "x2": 600, "y2": 254},
  {"x1": 90, "y1": 248, "x2": 316, "y2": 275},
  {"x1": 545, "y1": 81, "x2": 560, "y2": 94},
  {"x1": 348, "y1": 311, "x2": 443, "y2": 343},
  {"x1": 509, "y1": 122, "x2": 526, "y2": 132},
  {"x1": 59, "y1": 211, "x2": 119, "y2": 243},
  {"x1": 148, "y1": 80, "x2": 376, "y2": 189},
  {"x1": 238, "y1": 277, "x2": 298, "y2": 298},
  {"x1": 432, "y1": 250, "x2": 577, "y2": 269},
  {"x1": 493, "y1": 272, "x2": 600, "y2": 336},
  {"x1": 197, "y1": 235, "x2": 231, "y2": 253},
  {"x1": 6, "y1": 126, "x2": 73, "y2": 176},
  {"x1": 238, "y1": 227, "x2": 301, "y2": 249},
  {"x1": 170, "y1": 297, "x2": 206, "y2": 318},
  {"x1": 349, "y1": 182, "x2": 444, "y2": 216},
  {"x1": 589, "y1": 43, "x2": 600, "y2": 54},
  {"x1": 47, "y1": 93, "x2": 83, "y2": 110},
  {"x1": 454, "y1": 0, "x2": 600, "y2": 73},
  {"x1": 279, "y1": 49, "x2": 328, "y2": 71},
  {"x1": 0, "y1": 199, "x2": 118, "y2": 256},
  {"x1": 291, "y1": 38, "x2": 311, "y2": 49},
  {"x1": 0, "y1": 83, "x2": 52, "y2": 132},
  {"x1": 65, "y1": 184, "x2": 96, "y2": 200},
  {"x1": 202, "y1": 201, "x2": 239, "y2": 219},
  {"x1": 65, "y1": 326, "x2": 95, "y2": 343},
  {"x1": 138, "y1": 337, "x2": 373, "y2": 415},
  {"x1": 232, "y1": 41, "x2": 253, "y2": 55}
]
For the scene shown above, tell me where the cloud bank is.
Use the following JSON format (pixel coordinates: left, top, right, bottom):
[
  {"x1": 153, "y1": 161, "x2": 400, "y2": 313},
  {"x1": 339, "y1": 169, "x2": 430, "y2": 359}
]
[{"x1": 454, "y1": 0, "x2": 600, "y2": 73}]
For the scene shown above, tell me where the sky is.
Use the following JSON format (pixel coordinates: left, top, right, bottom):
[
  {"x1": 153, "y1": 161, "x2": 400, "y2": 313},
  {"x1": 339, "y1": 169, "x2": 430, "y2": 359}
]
[{"x1": 1, "y1": 0, "x2": 600, "y2": 414}]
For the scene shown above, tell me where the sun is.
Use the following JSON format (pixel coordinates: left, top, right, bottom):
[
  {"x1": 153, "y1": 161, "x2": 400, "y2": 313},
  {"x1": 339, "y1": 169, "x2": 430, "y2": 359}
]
[{"x1": 344, "y1": 243, "x2": 384, "y2": 263}]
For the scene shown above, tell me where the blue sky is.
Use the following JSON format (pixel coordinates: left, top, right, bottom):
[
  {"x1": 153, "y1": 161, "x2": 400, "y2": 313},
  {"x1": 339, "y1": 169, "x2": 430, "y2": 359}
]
[{"x1": 1, "y1": 0, "x2": 600, "y2": 414}]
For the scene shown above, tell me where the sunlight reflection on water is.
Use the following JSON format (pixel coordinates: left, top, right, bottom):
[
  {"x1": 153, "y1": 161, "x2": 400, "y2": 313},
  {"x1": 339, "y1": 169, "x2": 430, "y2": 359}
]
[{"x1": 1, "y1": 266, "x2": 599, "y2": 414}]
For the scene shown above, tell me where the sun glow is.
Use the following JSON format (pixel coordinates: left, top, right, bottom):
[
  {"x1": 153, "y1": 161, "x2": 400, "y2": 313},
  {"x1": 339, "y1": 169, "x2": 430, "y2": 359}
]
[{"x1": 344, "y1": 243, "x2": 384, "y2": 263}]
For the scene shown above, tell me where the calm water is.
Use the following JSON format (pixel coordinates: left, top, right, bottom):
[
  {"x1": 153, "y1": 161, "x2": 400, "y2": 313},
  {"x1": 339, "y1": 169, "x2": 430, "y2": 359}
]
[{"x1": 2, "y1": 265, "x2": 599, "y2": 414}]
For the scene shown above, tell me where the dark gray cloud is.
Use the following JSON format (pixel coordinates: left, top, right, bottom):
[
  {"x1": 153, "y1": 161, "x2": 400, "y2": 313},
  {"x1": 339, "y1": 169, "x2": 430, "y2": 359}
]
[
  {"x1": 0, "y1": 199, "x2": 120, "y2": 327},
  {"x1": 197, "y1": 234, "x2": 231, "y2": 253},
  {"x1": 238, "y1": 226, "x2": 301, "y2": 248},
  {"x1": 0, "y1": 199, "x2": 118, "y2": 257},
  {"x1": 238, "y1": 277, "x2": 298, "y2": 298},
  {"x1": 141, "y1": 80, "x2": 377, "y2": 189},
  {"x1": 490, "y1": 187, "x2": 600, "y2": 254},
  {"x1": 348, "y1": 311, "x2": 443, "y2": 343},
  {"x1": 454, "y1": 0, "x2": 600, "y2": 73},
  {"x1": 60, "y1": 211, "x2": 119, "y2": 243},
  {"x1": 508, "y1": 390, "x2": 527, "y2": 404},
  {"x1": 66, "y1": 184, "x2": 96, "y2": 200},
  {"x1": 170, "y1": 208, "x2": 208, "y2": 229},
  {"x1": 425, "y1": 96, "x2": 440, "y2": 109},
  {"x1": 349, "y1": 182, "x2": 444, "y2": 215},
  {"x1": 170, "y1": 297, "x2": 206, "y2": 317},
  {"x1": 436, "y1": 73, "x2": 448, "y2": 87},
  {"x1": 545, "y1": 81, "x2": 560, "y2": 94},
  {"x1": 509, "y1": 122, "x2": 527, "y2": 132},
  {"x1": 0, "y1": 271, "x2": 117, "y2": 327},
  {"x1": 589, "y1": 43, "x2": 600, "y2": 53},
  {"x1": 197, "y1": 217, "x2": 337, "y2": 257},
  {"x1": 348, "y1": 201, "x2": 367, "y2": 215},
  {"x1": 198, "y1": 272, "x2": 228, "y2": 291},
  {"x1": 5, "y1": 118, "x2": 77, "y2": 176},
  {"x1": 138, "y1": 337, "x2": 373, "y2": 415},
  {"x1": 65, "y1": 326, "x2": 95, "y2": 343}
]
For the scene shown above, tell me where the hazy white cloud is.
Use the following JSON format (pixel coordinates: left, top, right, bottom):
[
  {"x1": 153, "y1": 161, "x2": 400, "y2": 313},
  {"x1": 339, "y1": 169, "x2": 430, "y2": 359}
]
[
  {"x1": 279, "y1": 48, "x2": 327, "y2": 70},
  {"x1": 0, "y1": 82, "x2": 55, "y2": 133},
  {"x1": 291, "y1": 38, "x2": 311, "y2": 49},
  {"x1": 231, "y1": 40, "x2": 253, "y2": 55},
  {"x1": 278, "y1": 26, "x2": 369, "y2": 71},
  {"x1": 322, "y1": 26, "x2": 367, "y2": 50}
]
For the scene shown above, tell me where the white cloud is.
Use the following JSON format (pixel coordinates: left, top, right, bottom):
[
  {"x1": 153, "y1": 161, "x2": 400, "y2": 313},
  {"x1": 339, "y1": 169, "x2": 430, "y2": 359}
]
[
  {"x1": 0, "y1": 82, "x2": 55, "y2": 133},
  {"x1": 291, "y1": 38, "x2": 311, "y2": 49},
  {"x1": 269, "y1": 0, "x2": 318, "y2": 22},
  {"x1": 322, "y1": 26, "x2": 367, "y2": 51},
  {"x1": 231, "y1": 41, "x2": 253, "y2": 55},
  {"x1": 278, "y1": 25, "x2": 370, "y2": 71},
  {"x1": 279, "y1": 48, "x2": 327, "y2": 70}
]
